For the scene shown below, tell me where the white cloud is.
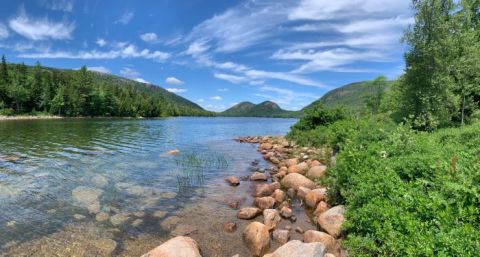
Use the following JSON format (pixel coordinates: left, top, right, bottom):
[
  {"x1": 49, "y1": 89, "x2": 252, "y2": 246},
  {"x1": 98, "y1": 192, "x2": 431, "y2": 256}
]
[
  {"x1": 140, "y1": 32, "x2": 158, "y2": 43},
  {"x1": 254, "y1": 85, "x2": 319, "y2": 111},
  {"x1": 135, "y1": 78, "x2": 150, "y2": 84},
  {"x1": 96, "y1": 38, "x2": 107, "y2": 47},
  {"x1": 88, "y1": 66, "x2": 110, "y2": 73},
  {"x1": 9, "y1": 8, "x2": 75, "y2": 40},
  {"x1": 166, "y1": 88, "x2": 187, "y2": 93},
  {"x1": 19, "y1": 43, "x2": 171, "y2": 62},
  {"x1": 116, "y1": 12, "x2": 134, "y2": 25},
  {"x1": 272, "y1": 48, "x2": 383, "y2": 73},
  {"x1": 288, "y1": 0, "x2": 410, "y2": 21},
  {"x1": 165, "y1": 76, "x2": 184, "y2": 85},
  {"x1": 0, "y1": 23, "x2": 9, "y2": 40},
  {"x1": 186, "y1": 40, "x2": 210, "y2": 56},
  {"x1": 187, "y1": 1, "x2": 288, "y2": 53},
  {"x1": 197, "y1": 98, "x2": 205, "y2": 103},
  {"x1": 209, "y1": 96, "x2": 222, "y2": 100},
  {"x1": 120, "y1": 67, "x2": 140, "y2": 79},
  {"x1": 214, "y1": 73, "x2": 247, "y2": 84},
  {"x1": 41, "y1": 0, "x2": 74, "y2": 12},
  {"x1": 203, "y1": 103, "x2": 227, "y2": 112},
  {"x1": 218, "y1": 88, "x2": 229, "y2": 92}
]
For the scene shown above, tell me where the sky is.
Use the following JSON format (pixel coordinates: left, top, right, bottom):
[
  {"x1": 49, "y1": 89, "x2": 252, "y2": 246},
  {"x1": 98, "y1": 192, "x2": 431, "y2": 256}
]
[{"x1": 0, "y1": 0, "x2": 413, "y2": 112}]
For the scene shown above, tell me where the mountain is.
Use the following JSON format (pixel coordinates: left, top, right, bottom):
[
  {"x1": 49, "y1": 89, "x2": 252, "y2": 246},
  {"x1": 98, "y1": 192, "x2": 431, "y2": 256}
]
[
  {"x1": 0, "y1": 60, "x2": 211, "y2": 117},
  {"x1": 220, "y1": 101, "x2": 301, "y2": 118},
  {"x1": 304, "y1": 80, "x2": 392, "y2": 112}
]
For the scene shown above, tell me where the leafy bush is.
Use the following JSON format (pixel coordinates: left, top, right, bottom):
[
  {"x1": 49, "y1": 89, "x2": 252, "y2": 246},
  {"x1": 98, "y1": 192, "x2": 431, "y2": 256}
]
[
  {"x1": 0, "y1": 107, "x2": 14, "y2": 116},
  {"x1": 326, "y1": 121, "x2": 480, "y2": 256}
]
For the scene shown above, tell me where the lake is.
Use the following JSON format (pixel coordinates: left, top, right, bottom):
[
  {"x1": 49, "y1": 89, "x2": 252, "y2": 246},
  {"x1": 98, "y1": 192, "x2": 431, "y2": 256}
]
[{"x1": 0, "y1": 117, "x2": 299, "y2": 256}]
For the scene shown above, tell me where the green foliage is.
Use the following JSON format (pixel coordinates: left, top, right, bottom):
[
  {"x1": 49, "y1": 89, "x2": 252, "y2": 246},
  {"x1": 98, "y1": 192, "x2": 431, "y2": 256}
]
[
  {"x1": 327, "y1": 120, "x2": 480, "y2": 257},
  {"x1": 397, "y1": 0, "x2": 480, "y2": 130},
  {"x1": 304, "y1": 79, "x2": 392, "y2": 113},
  {"x1": 0, "y1": 57, "x2": 212, "y2": 117}
]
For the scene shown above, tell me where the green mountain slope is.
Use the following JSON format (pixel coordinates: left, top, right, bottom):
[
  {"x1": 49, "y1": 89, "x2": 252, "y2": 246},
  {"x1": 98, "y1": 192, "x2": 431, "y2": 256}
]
[
  {"x1": 220, "y1": 101, "x2": 301, "y2": 118},
  {"x1": 304, "y1": 80, "x2": 392, "y2": 111},
  {"x1": 0, "y1": 60, "x2": 211, "y2": 117}
]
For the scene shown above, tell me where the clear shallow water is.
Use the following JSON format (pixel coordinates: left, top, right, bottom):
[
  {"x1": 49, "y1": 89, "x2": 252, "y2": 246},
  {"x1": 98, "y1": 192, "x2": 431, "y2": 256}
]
[{"x1": 0, "y1": 117, "x2": 297, "y2": 256}]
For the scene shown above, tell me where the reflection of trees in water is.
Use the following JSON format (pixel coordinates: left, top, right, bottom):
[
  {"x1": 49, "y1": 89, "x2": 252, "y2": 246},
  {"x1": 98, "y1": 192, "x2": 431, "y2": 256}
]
[{"x1": 173, "y1": 152, "x2": 229, "y2": 191}]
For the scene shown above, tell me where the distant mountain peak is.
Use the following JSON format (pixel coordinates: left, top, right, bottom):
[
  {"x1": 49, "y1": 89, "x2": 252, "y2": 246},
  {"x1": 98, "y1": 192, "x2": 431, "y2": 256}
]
[{"x1": 220, "y1": 101, "x2": 299, "y2": 118}]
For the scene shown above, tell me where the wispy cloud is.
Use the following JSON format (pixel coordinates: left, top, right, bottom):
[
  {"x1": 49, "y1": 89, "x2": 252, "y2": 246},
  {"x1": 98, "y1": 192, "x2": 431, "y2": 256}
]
[
  {"x1": 41, "y1": 0, "x2": 74, "y2": 12},
  {"x1": 0, "y1": 23, "x2": 9, "y2": 40},
  {"x1": 19, "y1": 43, "x2": 171, "y2": 62},
  {"x1": 9, "y1": 8, "x2": 75, "y2": 40},
  {"x1": 197, "y1": 98, "x2": 205, "y2": 103},
  {"x1": 88, "y1": 66, "x2": 110, "y2": 74},
  {"x1": 166, "y1": 88, "x2": 187, "y2": 93},
  {"x1": 120, "y1": 67, "x2": 140, "y2": 78},
  {"x1": 218, "y1": 88, "x2": 229, "y2": 92},
  {"x1": 116, "y1": 12, "x2": 134, "y2": 25},
  {"x1": 214, "y1": 73, "x2": 248, "y2": 84},
  {"x1": 140, "y1": 32, "x2": 159, "y2": 43},
  {"x1": 209, "y1": 96, "x2": 222, "y2": 100},
  {"x1": 165, "y1": 76, "x2": 184, "y2": 85}
]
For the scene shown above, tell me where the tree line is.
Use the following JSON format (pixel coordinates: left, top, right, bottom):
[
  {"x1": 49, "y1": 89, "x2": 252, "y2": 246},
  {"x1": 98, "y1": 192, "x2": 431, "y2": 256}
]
[{"x1": 0, "y1": 57, "x2": 210, "y2": 117}]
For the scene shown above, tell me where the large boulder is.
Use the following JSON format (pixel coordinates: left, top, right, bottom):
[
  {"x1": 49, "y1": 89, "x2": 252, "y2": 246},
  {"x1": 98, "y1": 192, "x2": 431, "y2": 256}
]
[
  {"x1": 141, "y1": 236, "x2": 201, "y2": 257},
  {"x1": 237, "y1": 207, "x2": 262, "y2": 219},
  {"x1": 305, "y1": 188, "x2": 327, "y2": 208},
  {"x1": 287, "y1": 162, "x2": 309, "y2": 175},
  {"x1": 313, "y1": 201, "x2": 329, "y2": 216},
  {"x1": 263, "y1": 209, "x2": 282, "y2": 231},
  {"x1": 317, "y1": 205, "x2": 345, "y2": 238},
  {"x1": 307, "y1": 165, "x2": 327, "y2": 180},
  {"x1": 243, "y1": 222, "x2": 270, "y2": 257},
  {"x1": 303, "y1": 230, "x2": 340, "y2": 256},
  {"x1": 263, "y1": 240, "x2": 325, "y2": 257},
  {"x1": 281, "y1": 173, "x2": 315, "y2": 190},
  {"x1": 260, "y1": 143, "x2": 273, "y2": 150},
  {"x1": 285, "y1": 158, "x2": 298, "y2": 167},
  {"x1": 296, "y1": 186, "x2": 311, "y2": 200},
  {"x1": 254, "y1": 197, "x2": 275, "y2": 210},
  {"x1": 271, "y1": 189, "x2": 285, "y2": 204}
]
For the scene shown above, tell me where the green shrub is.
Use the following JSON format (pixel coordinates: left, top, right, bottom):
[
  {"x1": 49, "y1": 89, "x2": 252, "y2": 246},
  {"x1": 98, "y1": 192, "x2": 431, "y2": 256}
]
[{"x1": 0, "y1": 107, "x2": 14, "y2": 116}]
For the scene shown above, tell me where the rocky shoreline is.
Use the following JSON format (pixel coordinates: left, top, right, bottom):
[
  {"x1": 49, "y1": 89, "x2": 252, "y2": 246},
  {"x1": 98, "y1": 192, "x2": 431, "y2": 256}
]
[{"x1": 142, "y1": 135, "x2": 347, "y2": 257}]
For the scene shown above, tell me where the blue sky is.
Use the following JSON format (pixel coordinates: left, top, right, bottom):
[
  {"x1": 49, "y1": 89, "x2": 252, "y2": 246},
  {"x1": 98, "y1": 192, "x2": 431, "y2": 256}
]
[{"x1": 0, "y1": 0, "x2": 413, "y2": 111}]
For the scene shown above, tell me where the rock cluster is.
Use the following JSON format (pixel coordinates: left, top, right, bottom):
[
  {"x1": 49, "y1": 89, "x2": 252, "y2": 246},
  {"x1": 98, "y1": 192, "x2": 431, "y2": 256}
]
[{"x1": 229, "y1": 136, "x2": 346, "y2": 257}]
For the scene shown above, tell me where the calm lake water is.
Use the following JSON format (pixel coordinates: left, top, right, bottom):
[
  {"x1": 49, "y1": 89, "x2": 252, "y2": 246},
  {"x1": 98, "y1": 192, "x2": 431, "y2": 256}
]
[{"x1": 0, "y1": 117, "x2": 297, "y2": 256}]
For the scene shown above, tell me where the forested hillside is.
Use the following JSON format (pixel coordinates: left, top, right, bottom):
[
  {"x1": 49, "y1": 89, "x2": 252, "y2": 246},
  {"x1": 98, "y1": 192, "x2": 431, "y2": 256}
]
[
  {"x1": 0, "y1": 58, "x2": 211, "y2": 117},
  {"x1": 305, "y1": 77, "x2": 392, "y2": 112}
]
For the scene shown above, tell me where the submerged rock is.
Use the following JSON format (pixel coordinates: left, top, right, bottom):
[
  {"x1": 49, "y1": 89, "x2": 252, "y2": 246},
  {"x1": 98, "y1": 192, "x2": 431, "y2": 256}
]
[
  {"x1": 225, "y1": 176, "x2": 240, "y2": 186},
  {"x1": 171, "y1": 224, "x2": 198, "y2": 236},
  {"x1": 72, "y1": 186, "x2": 103, "y2": 214},
  {"x1": 223, "y1": 222, "x2": 237, "y2": 233},
  {"x1": 153, "y1": 210, "x2": 167, "y2": 219},
  {"x1": 243, "y1": 222, "x2": 270, "y2": 257},
  {"x1": 96, "y1": 212, "x2": 110, "y2": 222},
  {"x1": 250, "y1": 172, "x2": 268, "y2": 181},
  {"x1": 91, "y1": 175, "x2": 108, "y2": 188},
  {"x1": 160, "y1": 216, "x2": 181, "y2": 230},
  {"x1": 142, "y1": 236, "x2": 201, "y2": 257},
  {"x1": 110, "y1": 213, "x2": 130, "y2": 226}
]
